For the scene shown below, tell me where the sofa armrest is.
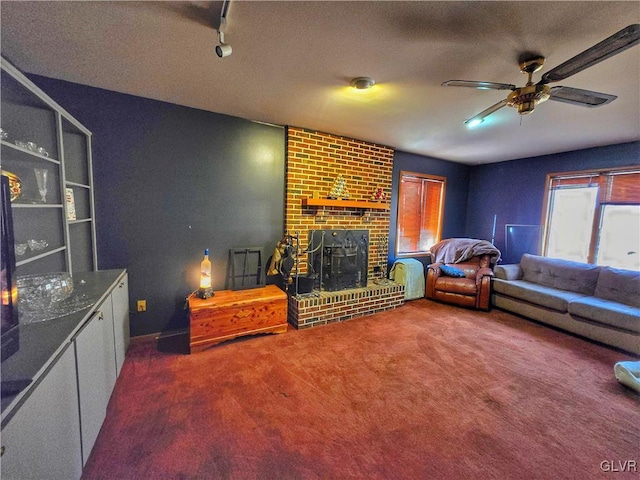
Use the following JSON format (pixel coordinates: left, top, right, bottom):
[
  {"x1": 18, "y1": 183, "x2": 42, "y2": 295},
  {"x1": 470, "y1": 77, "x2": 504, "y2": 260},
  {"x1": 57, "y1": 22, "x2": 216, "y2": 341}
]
[
  {"x1": 425, "y1": 263, "x2": 444, "y2": 298},
  {"x1": 427, "y1": 262, "x2": 444, "y2": 276},
  {"x1": 493, "y1": 264, "x2": 522, "y2": 281}
]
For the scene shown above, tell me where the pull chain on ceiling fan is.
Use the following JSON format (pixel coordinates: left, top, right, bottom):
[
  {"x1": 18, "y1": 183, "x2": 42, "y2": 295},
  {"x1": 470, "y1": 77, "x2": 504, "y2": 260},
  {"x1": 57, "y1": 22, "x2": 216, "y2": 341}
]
[{"x1": 442, "y1": 24, "x2": 640, "y2": 125}]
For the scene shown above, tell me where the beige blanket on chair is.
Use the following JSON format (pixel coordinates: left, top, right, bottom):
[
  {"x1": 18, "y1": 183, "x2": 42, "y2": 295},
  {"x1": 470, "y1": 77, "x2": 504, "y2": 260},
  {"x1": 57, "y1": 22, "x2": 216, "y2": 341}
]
[{"x1": 430, "y1": 238, "x2": 501, "y2": 265}]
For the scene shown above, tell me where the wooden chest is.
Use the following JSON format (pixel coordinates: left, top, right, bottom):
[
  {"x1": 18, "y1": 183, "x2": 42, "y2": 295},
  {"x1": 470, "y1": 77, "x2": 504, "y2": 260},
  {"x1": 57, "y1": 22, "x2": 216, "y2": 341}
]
[{"x1": 188, "y1": 284, "x2": 288, "y2": 353}]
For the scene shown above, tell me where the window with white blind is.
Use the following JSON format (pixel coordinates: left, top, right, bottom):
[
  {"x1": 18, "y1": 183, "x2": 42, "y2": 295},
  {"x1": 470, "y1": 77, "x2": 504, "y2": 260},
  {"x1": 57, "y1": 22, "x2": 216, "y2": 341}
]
[
  {"x1": 543, "y1": 168, "x2": 640, "y2": 270},
  {"x1": 396, "y1": 172, "x2": 446, "y2": 257}
]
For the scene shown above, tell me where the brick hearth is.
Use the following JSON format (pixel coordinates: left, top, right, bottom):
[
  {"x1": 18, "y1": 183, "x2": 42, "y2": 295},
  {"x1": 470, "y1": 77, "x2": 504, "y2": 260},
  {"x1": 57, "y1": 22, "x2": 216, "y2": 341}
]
[{"x1": 288, "y1": 283, "x2": 405, "y2": 329}]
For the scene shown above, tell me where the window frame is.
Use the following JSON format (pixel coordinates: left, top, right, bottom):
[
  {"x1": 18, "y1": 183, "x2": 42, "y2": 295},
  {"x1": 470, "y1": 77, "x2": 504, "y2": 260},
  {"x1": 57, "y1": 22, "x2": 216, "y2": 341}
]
[
  {"x1": 395, "y1": 171, "x2": 446, "y2": 258},
  {"x1": 541, "y1": 166, "x2": 640, "y2": 266}
]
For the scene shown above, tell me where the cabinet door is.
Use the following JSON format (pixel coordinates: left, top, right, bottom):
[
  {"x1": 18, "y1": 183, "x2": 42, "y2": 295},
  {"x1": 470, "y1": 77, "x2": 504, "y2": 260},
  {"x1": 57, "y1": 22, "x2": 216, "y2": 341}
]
[
  {"x1": 111, "y1": 273, "x2": 130, "y2": 376},
  {"x1": 99, "y1": 296, "x2": 117, "y2": 393},
  {"x1": 74, "y1": 297, "x2": 116, "y2": 466},
  {"x1": 0, "y1": 344, "x2": 82, "y2": 480}
]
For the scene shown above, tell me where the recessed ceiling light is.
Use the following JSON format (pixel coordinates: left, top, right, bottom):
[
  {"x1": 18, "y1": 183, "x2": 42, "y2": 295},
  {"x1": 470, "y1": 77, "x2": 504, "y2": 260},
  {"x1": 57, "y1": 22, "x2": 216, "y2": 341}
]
[{"x1": 350, "y1": 77, "x2": 375, "y2": 90}]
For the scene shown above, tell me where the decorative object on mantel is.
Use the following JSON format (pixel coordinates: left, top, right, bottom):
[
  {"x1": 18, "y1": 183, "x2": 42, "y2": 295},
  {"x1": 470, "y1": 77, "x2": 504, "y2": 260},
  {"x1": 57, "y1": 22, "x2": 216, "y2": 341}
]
[
  {"x1": 371, "y1": 187, "x2": 387, "y2": 201},
  {"x1": 328, "y1": 174, "x2": 350, "y2": 199}
]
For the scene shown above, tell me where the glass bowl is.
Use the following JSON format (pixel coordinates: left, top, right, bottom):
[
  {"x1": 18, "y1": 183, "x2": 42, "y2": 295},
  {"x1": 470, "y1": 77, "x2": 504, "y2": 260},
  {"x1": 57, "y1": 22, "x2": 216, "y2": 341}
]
[{"x1": 17, "y1": 272, "x2": 74, "y2": 312}]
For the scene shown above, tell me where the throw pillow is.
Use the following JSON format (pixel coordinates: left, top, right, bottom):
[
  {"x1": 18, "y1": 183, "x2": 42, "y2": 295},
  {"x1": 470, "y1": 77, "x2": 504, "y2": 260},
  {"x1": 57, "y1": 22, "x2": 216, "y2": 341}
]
[{"x1": 440, "y1": 265, "x2": 466, "y2": 277}]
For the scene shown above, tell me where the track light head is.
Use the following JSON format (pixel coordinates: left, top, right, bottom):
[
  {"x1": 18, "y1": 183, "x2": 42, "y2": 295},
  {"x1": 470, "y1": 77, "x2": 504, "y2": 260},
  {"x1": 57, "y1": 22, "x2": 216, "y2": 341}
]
[
  {"x1": 216, "y1": 43, "x2": 232, "y2": 58},
  {"x1": 216, "y1": 30, "x2": 232, "y2": 58}
]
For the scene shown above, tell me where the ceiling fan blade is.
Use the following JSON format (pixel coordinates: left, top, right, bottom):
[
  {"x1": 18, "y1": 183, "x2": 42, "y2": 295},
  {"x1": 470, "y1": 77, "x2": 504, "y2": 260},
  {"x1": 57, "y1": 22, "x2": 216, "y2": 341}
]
[
  {"x1": 464, "y1": 99, "x2": 509, "y2": 125},
  {"x1": 549, "y1": 86, "x2": 617, "y2": 107},
  {"x1": 442, "y1": 80, "x2": 516, "y2": 90},
  {"x1": 541, "y1": 24, "x2": 640, "y2": 84}
]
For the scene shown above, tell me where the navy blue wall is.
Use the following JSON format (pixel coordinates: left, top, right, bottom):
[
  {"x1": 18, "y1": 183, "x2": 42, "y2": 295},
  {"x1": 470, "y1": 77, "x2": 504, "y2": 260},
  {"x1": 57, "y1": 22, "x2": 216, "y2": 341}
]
[
  {"x1": 23, "y1": 74, "x2": 640, "y2": 334},
  {"x1": 29, "y1": 75, "x2": 286, "y2": 337},
  {"x1": 389, "y1": 150, "x2": 471, "y2": 270},
  {"x1": 466, "y1": 142, "x2": 640, "y2": 263}
]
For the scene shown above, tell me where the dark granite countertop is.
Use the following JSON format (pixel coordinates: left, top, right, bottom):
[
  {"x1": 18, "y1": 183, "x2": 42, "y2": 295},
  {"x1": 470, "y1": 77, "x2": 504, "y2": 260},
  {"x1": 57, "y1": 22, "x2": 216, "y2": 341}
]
[{"x1": 1, "y1": 269, "x2": 126, "y2": 422}]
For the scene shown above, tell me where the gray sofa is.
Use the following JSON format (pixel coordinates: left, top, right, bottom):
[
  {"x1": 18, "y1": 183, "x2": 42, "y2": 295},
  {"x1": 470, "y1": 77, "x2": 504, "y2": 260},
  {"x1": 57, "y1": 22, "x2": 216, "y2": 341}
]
[{"x1": 491, "y1": 254, "x2": 640, "y2": 355}]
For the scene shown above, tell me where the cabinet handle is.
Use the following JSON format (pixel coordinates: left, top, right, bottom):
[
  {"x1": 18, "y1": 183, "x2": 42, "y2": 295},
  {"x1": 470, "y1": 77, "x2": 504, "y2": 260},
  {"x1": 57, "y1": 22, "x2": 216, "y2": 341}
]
[
  {"x1": 1, "y1": 446, "x2": 5, "y2": 457},
  {"x1": 119, "y1": 282, "x2": 125, "y2": 288},
  {"x1": 99, "y1": 313, "x2": 104, "y2": 321}
]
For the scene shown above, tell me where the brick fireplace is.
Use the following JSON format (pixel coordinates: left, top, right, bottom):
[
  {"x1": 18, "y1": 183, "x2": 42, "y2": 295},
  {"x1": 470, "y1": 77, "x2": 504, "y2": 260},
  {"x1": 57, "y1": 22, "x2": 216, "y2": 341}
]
[{"x1": 285, "y1": 127, "x2": 405, "y2": 328}]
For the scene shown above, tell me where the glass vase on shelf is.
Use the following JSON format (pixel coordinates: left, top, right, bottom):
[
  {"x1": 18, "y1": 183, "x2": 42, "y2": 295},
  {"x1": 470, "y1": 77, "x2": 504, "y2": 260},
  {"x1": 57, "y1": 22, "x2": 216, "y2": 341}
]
[{"x1": 33, "y1": 168, "x2": 48, "y2": 203}]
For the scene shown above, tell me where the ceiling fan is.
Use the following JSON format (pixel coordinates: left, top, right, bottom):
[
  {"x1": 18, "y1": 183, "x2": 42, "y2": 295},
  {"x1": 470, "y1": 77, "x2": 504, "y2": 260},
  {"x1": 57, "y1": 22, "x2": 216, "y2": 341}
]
[{"x1": 442, "y1": 24, "x2": 640, "y2": 126}]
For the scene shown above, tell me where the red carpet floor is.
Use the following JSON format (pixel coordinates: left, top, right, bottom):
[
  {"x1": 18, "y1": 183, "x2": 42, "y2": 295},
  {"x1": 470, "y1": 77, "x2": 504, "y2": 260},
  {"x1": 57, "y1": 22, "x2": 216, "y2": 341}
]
[{"x1": 82, "y1": 299, "x2": 639, "y2": 480}]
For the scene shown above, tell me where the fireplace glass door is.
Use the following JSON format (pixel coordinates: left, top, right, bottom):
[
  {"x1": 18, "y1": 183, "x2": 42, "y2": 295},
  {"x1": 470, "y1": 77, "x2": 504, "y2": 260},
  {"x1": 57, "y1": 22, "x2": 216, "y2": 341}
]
[{"x1": 308, "y1": 230, "x2": 368, "y2": 292}]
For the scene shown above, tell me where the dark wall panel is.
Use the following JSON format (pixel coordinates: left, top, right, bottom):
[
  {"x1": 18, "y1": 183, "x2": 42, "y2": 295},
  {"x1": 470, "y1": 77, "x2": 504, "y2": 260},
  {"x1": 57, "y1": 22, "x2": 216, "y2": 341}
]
[
  {"x1": 466, "y1": 142, "x2": 640, "y2": 264},
  {"x1": 29, "y1": 75, "x2": 285, "y2": 337},
  {"x1": 389, "y1": 151, "x2": 471, "y2": 270}
]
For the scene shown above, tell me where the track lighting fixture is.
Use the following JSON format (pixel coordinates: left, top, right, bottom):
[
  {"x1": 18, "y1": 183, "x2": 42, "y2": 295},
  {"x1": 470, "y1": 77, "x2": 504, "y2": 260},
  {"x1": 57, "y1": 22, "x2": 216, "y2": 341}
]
[
  {"x1": 215, "y1": 0, "x2": 232, "y2": 58},
  {"x1": 216, "y1": 31, "x2": 232, "y2": 58}
]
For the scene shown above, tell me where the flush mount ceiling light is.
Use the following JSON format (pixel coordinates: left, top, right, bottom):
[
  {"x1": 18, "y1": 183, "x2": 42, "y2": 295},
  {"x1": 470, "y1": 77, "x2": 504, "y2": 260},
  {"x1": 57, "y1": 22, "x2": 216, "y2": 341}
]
[{"x1": 350, "y1": 77, "x2": 375, "y2": 90}]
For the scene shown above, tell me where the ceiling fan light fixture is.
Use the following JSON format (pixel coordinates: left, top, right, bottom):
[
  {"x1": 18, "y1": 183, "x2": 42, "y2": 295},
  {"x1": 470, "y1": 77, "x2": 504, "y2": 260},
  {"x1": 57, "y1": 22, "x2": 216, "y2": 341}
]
[
  {"x1": 507, "y1": 84, "x2": 551, "y2": 115},
  {"x1": 350, "y1": 77, "x2": 375, "y2": 90},
  {"x1": 442, "y1": 25, "x2": 640, "y2": 124}
]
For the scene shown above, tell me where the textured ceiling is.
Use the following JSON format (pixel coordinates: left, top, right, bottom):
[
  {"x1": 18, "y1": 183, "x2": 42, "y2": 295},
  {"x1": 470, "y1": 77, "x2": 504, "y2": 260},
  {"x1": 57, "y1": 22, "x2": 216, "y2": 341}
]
[{"x1": 1, "y1": 1, "x2": 639, "y2": 164}]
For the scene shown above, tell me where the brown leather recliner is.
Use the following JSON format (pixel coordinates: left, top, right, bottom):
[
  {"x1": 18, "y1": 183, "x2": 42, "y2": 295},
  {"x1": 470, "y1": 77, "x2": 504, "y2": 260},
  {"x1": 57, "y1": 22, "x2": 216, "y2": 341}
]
[{"x1": 425, "y1": 254, "x2": 494, "y2": 310}]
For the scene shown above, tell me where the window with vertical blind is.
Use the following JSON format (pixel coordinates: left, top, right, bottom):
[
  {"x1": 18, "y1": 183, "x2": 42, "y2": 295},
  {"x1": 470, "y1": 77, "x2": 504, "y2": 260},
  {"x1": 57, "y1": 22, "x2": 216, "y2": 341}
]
[
  {"x1": 543, "y1": 167, "x2": 640, "y2": 270},
  {"x1": 396, "y1": 172, "x2": 446, "y2": 256}
]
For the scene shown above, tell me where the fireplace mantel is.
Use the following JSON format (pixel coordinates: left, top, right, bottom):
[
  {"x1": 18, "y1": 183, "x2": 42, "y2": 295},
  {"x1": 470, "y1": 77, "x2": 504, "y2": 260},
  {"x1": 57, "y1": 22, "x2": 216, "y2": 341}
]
[{"x1": 302, "y1": 198, "x2": 390, "y2": 210}]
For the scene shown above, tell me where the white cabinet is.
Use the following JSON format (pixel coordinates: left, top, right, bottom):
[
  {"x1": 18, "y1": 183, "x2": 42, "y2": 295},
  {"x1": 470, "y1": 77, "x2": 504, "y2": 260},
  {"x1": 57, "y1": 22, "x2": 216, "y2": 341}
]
[
  {"x1": 0, "y1": 344, "x2": 82, "y2": 480},
  {"x1": 74, "y1": 295, "x2": 117, "y2": 465},
  {"x1": 1, "y1": 270, "x2": 130, "y2": 478},
  {"x1": 111, "y1": 273, "x2": 130, "y2": 376}
]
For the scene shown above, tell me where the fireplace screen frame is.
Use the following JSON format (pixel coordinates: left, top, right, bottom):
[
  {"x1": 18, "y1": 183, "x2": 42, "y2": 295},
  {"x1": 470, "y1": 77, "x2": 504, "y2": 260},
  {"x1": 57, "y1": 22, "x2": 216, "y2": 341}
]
[{"x1": 308, "y1": 229, "x2": 369, "y2": 292}]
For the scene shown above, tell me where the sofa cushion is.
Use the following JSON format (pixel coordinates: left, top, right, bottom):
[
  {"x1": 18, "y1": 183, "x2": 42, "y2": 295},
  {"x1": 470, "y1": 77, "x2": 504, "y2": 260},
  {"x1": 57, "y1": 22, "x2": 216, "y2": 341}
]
[
  {"x1": 435, "y1": 277, "x2": 476, "y2": 295},
  {"x1": 568, "y1": 296, "x2": 640, "y2": 334},
  {"x1": 594, "y1": 267, "x2": 640, "y2": 308},
  {"x1": 520, "y1": 254, "x2": 600, "y2": 295},
  {"x1": 491, "y1": 278, "x2": 587, "y2": 312}
]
